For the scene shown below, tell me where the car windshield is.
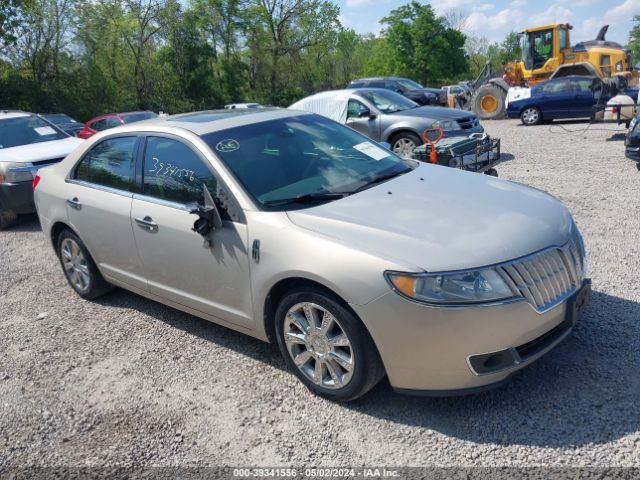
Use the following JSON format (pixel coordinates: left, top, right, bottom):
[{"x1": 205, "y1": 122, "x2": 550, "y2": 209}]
[
  {"x1": 201, "y1": 114, "x2": 414, "y2": 210},
  {"x1": 121, "y1": 112, "x2": 157, "y2": 124},
  {"x1": 0, "y1": 115, "x2": 67, "y2": 149},
  {"x1": 397, "y1": 79, "x2": 423, "y2": 91},
  {"x1": 358, "y1": 90, "x2": 418, "y2": 114},
  {"x1": 42, "y1": 113, "x2": 76, "y2": 124}
]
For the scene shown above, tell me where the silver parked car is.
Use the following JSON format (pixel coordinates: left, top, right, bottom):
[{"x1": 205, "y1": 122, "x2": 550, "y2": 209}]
[
  {"x1": 290, "y1": 88, "x2": 483, "y2": 157},
  {"x1": 34, "y1": 109, "x2": 590, "y2": 401}
]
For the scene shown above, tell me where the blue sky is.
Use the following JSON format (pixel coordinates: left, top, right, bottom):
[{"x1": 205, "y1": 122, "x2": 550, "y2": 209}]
[{"x1": 335, "y1": 0, "x2": 639, "y2": 44}]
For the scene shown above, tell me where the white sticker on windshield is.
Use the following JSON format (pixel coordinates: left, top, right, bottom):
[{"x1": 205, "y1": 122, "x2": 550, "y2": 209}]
[
  {"x1": 353, "y1": 142, "x2": 389, "y2": 161},
  {"x1": 34, "y1": 126, "x2": 56, "y2": 136}
]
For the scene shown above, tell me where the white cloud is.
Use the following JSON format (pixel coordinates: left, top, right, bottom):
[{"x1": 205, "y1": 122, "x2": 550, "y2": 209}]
[{"x1": 529, "y1": 5, "x2": 572, "y2": 26}]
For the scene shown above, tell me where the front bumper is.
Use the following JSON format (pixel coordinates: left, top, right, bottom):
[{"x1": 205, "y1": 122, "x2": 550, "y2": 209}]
[
  {"x1": 352, "y1": 281, "x2": 589, "y2": 394},
  {"x1": 0, "y1": 180, "x2": 35, "y2": 214}
]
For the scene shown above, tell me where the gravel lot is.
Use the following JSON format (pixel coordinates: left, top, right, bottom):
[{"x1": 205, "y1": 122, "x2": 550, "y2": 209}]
[{"x1": 1, "y1": 119, "x2": 639, "y2": 470}]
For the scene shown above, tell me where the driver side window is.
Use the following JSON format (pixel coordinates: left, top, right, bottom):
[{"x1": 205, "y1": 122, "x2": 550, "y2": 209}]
[{"x1": 347, "y1": 100, "x2": 369, "y2": 119}]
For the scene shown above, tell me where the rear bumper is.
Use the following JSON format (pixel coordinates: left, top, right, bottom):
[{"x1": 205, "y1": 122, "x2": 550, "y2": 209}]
[{"x1": 0, "y1": 181, "x2": 34, "y2": 214}]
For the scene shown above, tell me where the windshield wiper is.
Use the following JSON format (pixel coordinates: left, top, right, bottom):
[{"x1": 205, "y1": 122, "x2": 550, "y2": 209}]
[
  {"x1": 262, "y1": 192, "x2": 349, "y2": 207},
  {"x1": 351, "y1": 168, "x2": 412, "y2": 194}
]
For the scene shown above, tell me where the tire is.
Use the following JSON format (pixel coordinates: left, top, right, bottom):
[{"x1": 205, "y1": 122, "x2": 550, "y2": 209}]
[
  {"x1": 390, "y1": 132, "x2": 421, "y2": 159},
  {"x1": 0, "y1": 209, "x2": 17, "y2": 230},
  {"x1": 57, "y1": 229, "x2": 113, "y2": 300},
  {"x1": 274, "y1": 287, "x2": 384, "y2": 402},
  {"x1": 520, "y1": 106, "x2": 542, "y2": 126},
  {"x1": 484, "y1": 168, "x2": 499, "y2": 177},
  {"x1": 472, "y1": 83, "x2": 507, "y2": 120}
]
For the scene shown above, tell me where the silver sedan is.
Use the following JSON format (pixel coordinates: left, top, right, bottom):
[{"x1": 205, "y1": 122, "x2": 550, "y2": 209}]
[
  {"x1": 290, "y1": 88, "x2": 483, "y2": 158},
  {"x1": 34, "y1": 109, "x2": 590, "y2": 401}
]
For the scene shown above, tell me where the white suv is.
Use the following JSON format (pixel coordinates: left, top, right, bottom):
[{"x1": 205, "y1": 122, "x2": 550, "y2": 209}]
[{"x1": 0, "y1": 110, "x2": 83, "y2": 229}]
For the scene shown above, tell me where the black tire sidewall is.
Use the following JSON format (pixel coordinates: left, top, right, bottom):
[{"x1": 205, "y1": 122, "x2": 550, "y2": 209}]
[{"x1": 274, "y1": 288, "x2": 381, "y2": 402}]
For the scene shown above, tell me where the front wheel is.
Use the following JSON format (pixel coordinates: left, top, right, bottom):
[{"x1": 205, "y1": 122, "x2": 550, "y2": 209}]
[
  {"x1": 472, "y1": 84, "x2": 507, "y2": 120},
  {"x1": 521, "y1": 106, "x2": 542, "y2": 126},
  {"x1": 275, "y1": 288, "x2": 384, "y2": 402},
  {"x1": 390, "y1": 132, "x2": 421, "y2": 159}
]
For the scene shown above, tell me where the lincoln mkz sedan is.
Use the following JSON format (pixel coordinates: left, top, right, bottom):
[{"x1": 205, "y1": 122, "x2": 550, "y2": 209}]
[{"x1": 34, "y1": 109, "x2": 591, "y2": 401}]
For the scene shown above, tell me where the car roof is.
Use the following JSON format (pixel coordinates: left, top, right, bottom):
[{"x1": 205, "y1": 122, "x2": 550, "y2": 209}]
[
  {"x1": 119, "y1": 108, "x2": 311, "y2": 136},
  {"x1": 351, "y1": 77, "x2": 410, "y2": 82},
  {"x1": 89, "y1": 111, "x2": 155, "y2": 122},
  {"x1": 0, "y1": 110, "x2": 31, "y2": 120}
]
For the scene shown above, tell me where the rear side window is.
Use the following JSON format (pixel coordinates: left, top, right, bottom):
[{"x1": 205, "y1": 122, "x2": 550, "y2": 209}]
[
  {"x1": 142, "y1": 136, "x2": 217, "y2": 205},
  {"x1": 90, "y1": 119, "x2": 106, "y2": 131},
  {"x1": 74, "y1": 136, "x2": 137, "y2": 191},
  {"x1": 368, "y1": 80, "x2": 385, "y2": 88},
  {"x1": 540, "y1": 80, "x2": 570, "y2": 93},
  {"x1": 103, "y1": 117, "x2": 122, "y2": 129}
]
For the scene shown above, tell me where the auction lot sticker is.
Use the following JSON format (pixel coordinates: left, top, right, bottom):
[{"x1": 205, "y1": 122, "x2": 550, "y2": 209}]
[{"x1": 353, "y1": 142, "x2": 389, "y2": 161}]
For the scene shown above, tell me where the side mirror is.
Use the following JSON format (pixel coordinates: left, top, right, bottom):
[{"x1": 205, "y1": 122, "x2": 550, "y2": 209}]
[
  {"x1": 358, "y1": 110, "x2": 372, "y2": 119},
  {"x1": 187, "y1": 185, "x2": 223, "y2": 245}
]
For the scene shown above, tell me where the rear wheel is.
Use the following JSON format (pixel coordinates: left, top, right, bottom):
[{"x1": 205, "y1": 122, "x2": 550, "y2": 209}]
[
  {"x1": 57, "y1": 230, "x2": 112, "y2": 299},
  {"x1": 390, "y1": 132, "x2": 421, "y2": 159},
  {"x1": 275, "y1": 288, "x2": 384, "y2": 402},
  {"x1": 521, "y1": 106, "x2": 542, "y2": 126},
  {"x1": 472, "y1": 84, "x2": 507, "y2": 120},
  {"x1": 0, "y1": 209, "x2": 17, "y2": 230}
]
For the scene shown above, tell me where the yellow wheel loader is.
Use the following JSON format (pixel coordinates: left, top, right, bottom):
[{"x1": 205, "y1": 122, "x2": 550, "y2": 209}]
[{"x1": 471, "y1": 24, "x2": 638, "y2": 120}]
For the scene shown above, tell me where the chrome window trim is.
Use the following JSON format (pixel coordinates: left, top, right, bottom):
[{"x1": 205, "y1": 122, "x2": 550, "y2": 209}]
[
  {"x1": 65, "y1": 179, "x2": 133, "y2": 199},
  {"x1": 132, "y1": 193, "x2": 190, "y2": 211}
]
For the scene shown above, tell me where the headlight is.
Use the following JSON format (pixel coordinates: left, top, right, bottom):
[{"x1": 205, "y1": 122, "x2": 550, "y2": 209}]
[
  {"x1": 433, "y1": 120, "x2": 458, "y2": 131},
  {"x1": 629, "y1": 117, "x2": 637, "y2": 131},
  {"x1": 0, "y1": 162, "x2": 35, "y2": 183},
  {"x1": 385, "y1": 269, "x2": 516, "y2": 305},
  {"x1": 571, "y1": 220, "x2": 588, "y2": 279}
]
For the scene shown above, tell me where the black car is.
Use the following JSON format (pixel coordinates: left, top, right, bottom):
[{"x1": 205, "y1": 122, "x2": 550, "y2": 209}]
[
  {"x1": 347, "y1": 77, "x2": 447, "y2": 106},
  {"x1": 38, "y1": 113, "x2": 84, "y2": 137},
  {"x1": 625, "y1": 115, "x2": 640, "y2": 170}
]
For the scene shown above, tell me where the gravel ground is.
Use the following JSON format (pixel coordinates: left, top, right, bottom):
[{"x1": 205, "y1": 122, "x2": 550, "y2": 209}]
[{"x1": 1, "y1": 119, "x2": 639, "y2": 470}]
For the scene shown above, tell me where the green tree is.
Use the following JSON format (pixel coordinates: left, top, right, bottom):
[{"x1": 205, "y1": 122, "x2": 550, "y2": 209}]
[{"x1": 380, "y1": 1, "x2": 467, "y2": 85}]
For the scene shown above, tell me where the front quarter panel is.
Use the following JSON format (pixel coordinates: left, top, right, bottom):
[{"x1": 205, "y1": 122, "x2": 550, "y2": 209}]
[{"x1": 246, "y1": 211, "x2": 411, "y2": 339}]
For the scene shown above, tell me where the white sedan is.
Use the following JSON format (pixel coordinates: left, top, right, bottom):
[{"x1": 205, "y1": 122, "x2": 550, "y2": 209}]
[{"x1": 0, "y1": 110, "x2": 83, "y2": 229}]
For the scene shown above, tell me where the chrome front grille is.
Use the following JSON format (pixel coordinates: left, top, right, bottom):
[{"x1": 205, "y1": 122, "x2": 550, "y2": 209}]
[{"x1": 496, "y1": 239, "x2": 585, "y2": 312}]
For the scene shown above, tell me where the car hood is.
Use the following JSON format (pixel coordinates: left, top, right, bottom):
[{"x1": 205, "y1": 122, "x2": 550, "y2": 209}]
[
  {"x1": 287, "y1": 164, "x2": 572, "y2": 272},
  {"x1": 0, "y1": 137, "x2": 84, "y2": 163},
  {"x1": 389, "y1": 106, "x2": 475, "y2": 121}
]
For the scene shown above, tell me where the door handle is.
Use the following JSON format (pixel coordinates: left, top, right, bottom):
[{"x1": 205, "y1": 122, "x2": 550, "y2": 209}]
[
  {"x1": 66, "y1": 197, "x2": 81, "y2": 210},
  {"x1": 135, "y1": 216, "x2": 158, "y2": 232}
]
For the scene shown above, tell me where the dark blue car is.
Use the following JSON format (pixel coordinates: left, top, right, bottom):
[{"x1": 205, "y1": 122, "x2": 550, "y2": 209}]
[{"x1": 508, "y1": 76, "x2": 604, "y2": 126}]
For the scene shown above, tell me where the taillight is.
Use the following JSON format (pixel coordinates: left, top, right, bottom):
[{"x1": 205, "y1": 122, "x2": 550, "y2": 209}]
[
  {"x1": 612, "y1": 106, "x2": 619, "y2": 114},
  {"x1": 32, "y1": 174, "x2": 40, "y2": 190}
]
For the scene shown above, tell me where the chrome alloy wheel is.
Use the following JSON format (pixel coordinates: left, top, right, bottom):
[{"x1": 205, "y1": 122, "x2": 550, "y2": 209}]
[
  {"x1": 283, "y1": 302, "x2": 354, "y2": 389},
  {"x1": 392, "y1": 138, "x2": 417, "y2": 158},
  {"x1": 522, "y1": 107, "x2": 540, "y2": 125},
  {"x1": 61, "y1": 238, "x2": 90, "y2": 293}
]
